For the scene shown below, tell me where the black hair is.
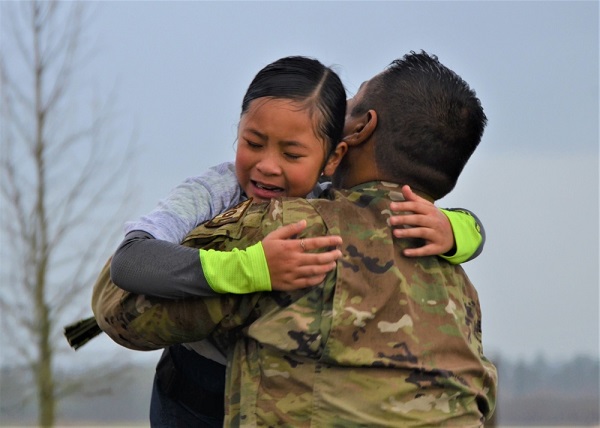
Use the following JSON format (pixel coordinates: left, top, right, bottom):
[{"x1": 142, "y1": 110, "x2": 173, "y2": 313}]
[
  {"x1": 241, "y1": 56, "x2": 346, "y2": 158},
  {"x1": 352, "y1": 51, "x2": 486, "y2": 199}
]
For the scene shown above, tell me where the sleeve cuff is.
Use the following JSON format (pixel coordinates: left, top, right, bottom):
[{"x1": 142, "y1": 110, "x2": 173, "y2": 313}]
[
  {"x1": 199, "y1": 242, "x2": 272, "y2": 294},
  {"x1": 439, "y1": 209, "x2": 483, "y2": 265}
]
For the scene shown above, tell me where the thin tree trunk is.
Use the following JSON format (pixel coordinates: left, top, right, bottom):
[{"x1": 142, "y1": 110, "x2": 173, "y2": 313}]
[
  {"x1": 1, "y1": 2, "x2": 135, "y2": 424},
  {"x1": 32, "y1": 2, "x2": 55, "y2": 424}
]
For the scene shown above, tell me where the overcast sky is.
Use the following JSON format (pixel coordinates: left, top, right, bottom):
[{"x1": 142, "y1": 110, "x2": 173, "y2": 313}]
[
  {"x1": 5, "y1": 1, "x2": 598, "y2": 366},
  {"x1": 95, "y1": 1, "x2": 599, "y2": 363}
]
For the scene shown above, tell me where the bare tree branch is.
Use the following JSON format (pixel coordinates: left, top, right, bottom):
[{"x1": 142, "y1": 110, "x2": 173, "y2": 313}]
[{"x1": 0, "y1": 1, "x2": 138, "y2": 426}]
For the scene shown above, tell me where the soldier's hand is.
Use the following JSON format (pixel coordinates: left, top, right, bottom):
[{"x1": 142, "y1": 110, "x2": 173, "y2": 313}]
[
  {"x1": 262, "y1": 220, "x2": 342, "y2": 291},
  {"x1": 389, "y1": 185, "x2": 454, "y2": 257}
]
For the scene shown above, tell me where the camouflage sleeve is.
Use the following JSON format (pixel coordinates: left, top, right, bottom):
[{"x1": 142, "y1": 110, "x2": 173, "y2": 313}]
[
  {"x1": 92, "y1": 254, "x2": 264, "y2": 351},
  {"x1": 92, "y1": 198, "x2": 328, "y2": 351}
]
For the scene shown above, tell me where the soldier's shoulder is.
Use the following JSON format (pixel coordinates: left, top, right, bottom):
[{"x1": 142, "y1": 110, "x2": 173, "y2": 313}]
[
  {"x1": 183, "y1": 198, "x2": 267, "y2": 246},
  {"x1": 204, "y1": 198, "x2": 254, "y2": 228}
]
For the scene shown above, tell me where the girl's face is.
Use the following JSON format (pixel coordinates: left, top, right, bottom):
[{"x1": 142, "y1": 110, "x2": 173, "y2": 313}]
[{"x1": 236, "y1": 97, "x2": 340, "y2": 202}]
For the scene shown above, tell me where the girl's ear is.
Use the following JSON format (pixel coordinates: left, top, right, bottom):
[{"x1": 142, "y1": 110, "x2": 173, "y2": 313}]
[
  {"x1": 323, "y1": 141, "x2": 348, "y2": 177},
  {"x1": 343, "y1": 109, "x2": 378, "y2": 147}
]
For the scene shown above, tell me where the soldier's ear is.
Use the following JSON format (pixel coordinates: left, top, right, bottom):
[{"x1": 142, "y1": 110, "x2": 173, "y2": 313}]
[
  {"x1": 342, "y1": 109, "x2": 378, "y2": 147},
  {"x1": 323, "y1": 142, "x2": 348, "y2": 177}
]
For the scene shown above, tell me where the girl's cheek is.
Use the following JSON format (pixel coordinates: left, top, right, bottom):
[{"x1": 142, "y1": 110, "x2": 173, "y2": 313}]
[{"x1": 237, "y1": 147, "x2": 254, "y2": 167}]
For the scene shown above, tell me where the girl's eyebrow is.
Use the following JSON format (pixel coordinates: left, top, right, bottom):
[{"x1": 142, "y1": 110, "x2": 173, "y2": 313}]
[{"x1": 246, "y1": 129, "x2": 268, "y2": 141}]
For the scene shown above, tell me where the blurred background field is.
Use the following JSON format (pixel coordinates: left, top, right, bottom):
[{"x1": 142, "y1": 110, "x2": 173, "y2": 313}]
[{"x1": 1, "y1": 352, "x2": 598, "y2": 426}]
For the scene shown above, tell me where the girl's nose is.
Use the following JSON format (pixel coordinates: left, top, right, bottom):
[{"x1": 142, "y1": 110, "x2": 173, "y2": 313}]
[{"x1": 256, "y1": 153, "x2": 281, "y2": 176}]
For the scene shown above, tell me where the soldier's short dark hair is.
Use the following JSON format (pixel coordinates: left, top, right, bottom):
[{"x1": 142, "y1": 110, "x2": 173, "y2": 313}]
[{"x1": 353, "y1": 51, "x2": 486, "y2": 199}]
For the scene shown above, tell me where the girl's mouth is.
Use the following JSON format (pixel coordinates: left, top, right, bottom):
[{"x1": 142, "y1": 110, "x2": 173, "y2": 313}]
[
  {"x1": 250, "y1": 180, "x2": 285, "y2": 200},
  {"x1": 254, "y1": 181, "x2": 283, "y2": 191}
]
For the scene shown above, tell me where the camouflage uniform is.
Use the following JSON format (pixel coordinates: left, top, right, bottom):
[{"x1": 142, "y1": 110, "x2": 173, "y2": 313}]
[{"x1": 93, "y1": 181, "x2": 497, "y2": 427}]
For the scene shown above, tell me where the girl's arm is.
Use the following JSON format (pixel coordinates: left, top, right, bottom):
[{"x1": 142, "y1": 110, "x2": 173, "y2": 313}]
[
  {"x1": 111, "y1": 222, "x2": 342, "y2": 299},
  {"x1": 124, "y1": 162, "x2": 243, "y2": 244}
]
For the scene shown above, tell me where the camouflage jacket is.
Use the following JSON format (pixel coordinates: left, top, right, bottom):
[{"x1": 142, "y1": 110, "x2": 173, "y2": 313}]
[{"x1": 93, "y1": 181, "x2": 497, "y2": 427}]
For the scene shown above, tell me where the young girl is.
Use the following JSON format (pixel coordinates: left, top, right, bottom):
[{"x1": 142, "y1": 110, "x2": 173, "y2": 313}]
[{"x1": 85, "y1": 56, "x2": 485, "y2": 427}]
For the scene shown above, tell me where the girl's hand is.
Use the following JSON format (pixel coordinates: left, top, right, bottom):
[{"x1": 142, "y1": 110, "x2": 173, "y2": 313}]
[
  {"x1": 389, "y1": 185, "x2": 454, "y2": 257},
  {"x1": 262, "y1": 220, "x2": 342, "y2": 291}
]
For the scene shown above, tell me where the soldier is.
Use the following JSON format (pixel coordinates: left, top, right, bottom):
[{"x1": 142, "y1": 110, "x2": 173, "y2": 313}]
[{"x1": 93, "y1": 51, "x2": 497, "y2": 426}]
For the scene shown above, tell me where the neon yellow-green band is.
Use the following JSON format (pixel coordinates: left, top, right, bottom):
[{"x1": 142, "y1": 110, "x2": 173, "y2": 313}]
[
  {"x1": 440, "y1": 209, "x2": 483, "y2": 265},
  {"x1": 199, "y1": 242, "x2": 272, "y2": 294}
]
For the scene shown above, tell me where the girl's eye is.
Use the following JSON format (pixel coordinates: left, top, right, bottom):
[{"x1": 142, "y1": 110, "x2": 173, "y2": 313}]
[
  {"x1": 246, "y1": 140, "x2": 262, "y2": 149},
  {"x1": 284, "y1": 152, "x2": 303, "y2": 160}
]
